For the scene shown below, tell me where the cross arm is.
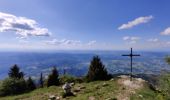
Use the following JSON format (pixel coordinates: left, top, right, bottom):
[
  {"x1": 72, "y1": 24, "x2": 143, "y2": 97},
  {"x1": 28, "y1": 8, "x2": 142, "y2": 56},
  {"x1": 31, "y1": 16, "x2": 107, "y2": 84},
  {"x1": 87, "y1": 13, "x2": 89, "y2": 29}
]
[
  {"x1": 122, "y1": 54, "x2": 130, "y2": 56},
  {"x1": 132, "y1": 54, "x2": 140, "y2": 56}
]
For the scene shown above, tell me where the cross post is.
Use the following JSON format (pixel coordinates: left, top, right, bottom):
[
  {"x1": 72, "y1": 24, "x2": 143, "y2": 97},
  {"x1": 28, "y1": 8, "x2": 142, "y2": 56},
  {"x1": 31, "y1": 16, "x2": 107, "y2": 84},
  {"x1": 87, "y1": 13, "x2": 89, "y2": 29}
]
[{"x1": 122, "y1": 48, "x2": 140, "y2": 81}]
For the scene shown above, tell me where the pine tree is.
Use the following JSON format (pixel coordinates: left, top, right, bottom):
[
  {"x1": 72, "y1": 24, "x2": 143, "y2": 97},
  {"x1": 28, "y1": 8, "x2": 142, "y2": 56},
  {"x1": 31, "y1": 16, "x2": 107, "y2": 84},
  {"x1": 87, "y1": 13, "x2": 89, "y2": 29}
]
[
  {"x1": 47, "y1": 67, "x2": 60, "y2": 87},
  {"x1": 87, "y1": 56, "x2": 110, "y2": 81},
  {"x1": 26, "y1": 77, "x2": 36, "y2": 91},
  {"x1": 166, "y1": 56, "x2": 170, "y2": 65},
  {"x1": 8, "y1": 64, "x2": 24, "y2": 79},
  {"x1": 39, "y1": 73, "x2": 44, "y2": 88}
]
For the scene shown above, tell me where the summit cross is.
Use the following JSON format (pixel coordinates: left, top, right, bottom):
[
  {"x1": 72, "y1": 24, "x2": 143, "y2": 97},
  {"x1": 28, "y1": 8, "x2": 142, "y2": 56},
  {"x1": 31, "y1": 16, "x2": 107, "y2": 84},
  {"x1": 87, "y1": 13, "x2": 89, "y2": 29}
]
[{"x1": 122, "y1": 48, "x2": 140, "y2": 81}]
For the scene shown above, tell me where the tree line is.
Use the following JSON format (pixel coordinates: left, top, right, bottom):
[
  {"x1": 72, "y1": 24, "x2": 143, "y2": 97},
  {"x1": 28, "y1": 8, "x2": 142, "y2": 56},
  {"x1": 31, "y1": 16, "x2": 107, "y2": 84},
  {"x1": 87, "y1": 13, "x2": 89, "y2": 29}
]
[{"x1": 0, "y1": 56, "x2": 111, "y2": 96}]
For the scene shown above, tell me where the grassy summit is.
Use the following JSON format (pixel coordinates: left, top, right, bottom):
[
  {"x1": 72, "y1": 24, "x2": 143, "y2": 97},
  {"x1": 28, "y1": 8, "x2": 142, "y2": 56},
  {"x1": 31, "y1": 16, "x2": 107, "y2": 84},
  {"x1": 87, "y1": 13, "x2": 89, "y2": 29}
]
[
  {"x1": 0, "y1": 56, "x2": 170, "y2": 100},
  {"x1": 0, "y1": 75, "x2": 164, "y2": 100}
]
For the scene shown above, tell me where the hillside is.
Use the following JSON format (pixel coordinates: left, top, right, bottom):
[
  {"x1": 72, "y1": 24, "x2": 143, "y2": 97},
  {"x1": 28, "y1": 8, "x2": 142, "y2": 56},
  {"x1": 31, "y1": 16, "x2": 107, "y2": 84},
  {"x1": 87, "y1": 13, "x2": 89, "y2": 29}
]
[{"x1": 0, "y1": 75, "x2": 164, "y2": 100}]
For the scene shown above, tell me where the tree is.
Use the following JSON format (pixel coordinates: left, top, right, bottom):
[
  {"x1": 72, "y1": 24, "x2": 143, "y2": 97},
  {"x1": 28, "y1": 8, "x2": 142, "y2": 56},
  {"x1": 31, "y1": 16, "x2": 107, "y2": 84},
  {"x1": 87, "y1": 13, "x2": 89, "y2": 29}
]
[
  {"x1": 26, "y1": 77, "x2": 36, "y2": 91},
  {"x1": 165, "y1": 56, "x2": 170, "y2": 65},
  {"x1": 86, "y1": 56, "x2": 111, "y2": 81},
  {"x1": 39, "y1": 73, "x2": 44, "y2": 88},
  {"x1": 47, "y1": 67, "x2": 60, "y2": 87},
  {"x1": 0, "y1": 78, "x2": 27, "y2": 96},
  {"x1": 8, "y1": 64, "x2": 24, "y2": 79}
]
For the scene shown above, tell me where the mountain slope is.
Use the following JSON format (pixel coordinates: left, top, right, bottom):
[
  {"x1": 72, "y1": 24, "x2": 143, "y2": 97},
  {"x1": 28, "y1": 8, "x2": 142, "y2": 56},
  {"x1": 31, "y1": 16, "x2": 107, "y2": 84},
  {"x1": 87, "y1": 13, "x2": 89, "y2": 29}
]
[{"x1": 0, "y1": 76, "x2": 164, "y2": 100}]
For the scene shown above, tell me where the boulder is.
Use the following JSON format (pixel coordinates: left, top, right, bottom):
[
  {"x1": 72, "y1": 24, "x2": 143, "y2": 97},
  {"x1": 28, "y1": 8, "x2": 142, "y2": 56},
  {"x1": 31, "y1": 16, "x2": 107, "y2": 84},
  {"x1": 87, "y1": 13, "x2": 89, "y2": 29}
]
[{"x1": 62, "y1": 82, "x2": 72, "y2": 94}]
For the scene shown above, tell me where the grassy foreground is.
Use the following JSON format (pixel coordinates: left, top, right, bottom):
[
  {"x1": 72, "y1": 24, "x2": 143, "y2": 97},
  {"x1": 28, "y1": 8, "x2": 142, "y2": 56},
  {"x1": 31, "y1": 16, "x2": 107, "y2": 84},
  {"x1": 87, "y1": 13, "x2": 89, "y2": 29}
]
[{"x1": 0, "y1": 77, "x2": 165, "y2": 100}]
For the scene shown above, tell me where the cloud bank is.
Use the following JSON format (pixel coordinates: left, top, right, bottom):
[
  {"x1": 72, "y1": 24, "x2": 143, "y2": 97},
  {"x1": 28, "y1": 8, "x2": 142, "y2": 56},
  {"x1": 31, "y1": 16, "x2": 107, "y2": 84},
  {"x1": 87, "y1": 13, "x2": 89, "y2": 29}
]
[
  {"x1": 118, "y1": 15, "x2": 153, "y2": 30},
  {"x1": 0, "y1": 12, "x2": 51, "y2": 38}
]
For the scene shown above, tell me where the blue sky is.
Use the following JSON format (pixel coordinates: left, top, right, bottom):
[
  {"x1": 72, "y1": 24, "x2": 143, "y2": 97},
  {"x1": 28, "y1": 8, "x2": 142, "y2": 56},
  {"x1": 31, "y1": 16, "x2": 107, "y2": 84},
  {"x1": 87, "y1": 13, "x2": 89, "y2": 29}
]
[{"x1": 0, "y1": 0, "x2": 170, "y2": 51}]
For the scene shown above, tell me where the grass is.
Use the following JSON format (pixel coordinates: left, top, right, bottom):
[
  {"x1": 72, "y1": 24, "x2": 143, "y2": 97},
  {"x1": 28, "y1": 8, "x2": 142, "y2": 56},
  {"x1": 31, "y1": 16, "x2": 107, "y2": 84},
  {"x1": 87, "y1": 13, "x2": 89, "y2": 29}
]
[
  {"x1": 0, "y1": 80, "x2": 119, "y2": 100},
  {"x1": 130, "y1": 84, "x2": 164, "y2": 100},
  {"x1": 0, "y1": 78, "x2": 166, "y2": 100}
]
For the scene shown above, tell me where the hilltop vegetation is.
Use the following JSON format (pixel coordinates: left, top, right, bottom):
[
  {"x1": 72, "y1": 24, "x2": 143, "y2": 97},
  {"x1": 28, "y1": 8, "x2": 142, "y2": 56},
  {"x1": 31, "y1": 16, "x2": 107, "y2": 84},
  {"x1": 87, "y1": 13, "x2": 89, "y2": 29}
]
[
  {"x1": 0, "y1": 56, "x2": 170, "y2": 100},
  {"x1": 0, "y1": 76, "x2": 168, "y2": 100}
]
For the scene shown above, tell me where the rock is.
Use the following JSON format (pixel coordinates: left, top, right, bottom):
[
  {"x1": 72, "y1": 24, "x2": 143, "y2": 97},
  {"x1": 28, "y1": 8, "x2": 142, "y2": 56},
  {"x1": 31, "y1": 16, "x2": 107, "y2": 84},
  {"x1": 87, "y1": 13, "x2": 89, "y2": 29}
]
[
  {"x1": 73, "y1": 88, "x2": 81, "y2": 92},
  {"x1": 48, "y1": 95, "x2": 56, "y2": 100},
  {"x1": 106, "y1": 98, "x2": 117, "y2": 100},
  {"x1": 139, "y1": 94, "x2": 143, "y2": 98},
  {"x1": 70, "y1": 82, "x2": 75, "y2": 87},
  {"x1": 110, "y1": 78, "x2": 114, "y2": 81},
  {"x1": 79, "y1": 86, "x2": 86, "y2": 89},
  {"x1": 56, "y1": 96, "x2": 61, "y2": 100},
  {"x1": 89, "y1": 96, "x2": 95, "y2": 100},
  {"x1": 102, "y1": 82, "x2": 108, "y2": 87},
  {"x1": 73, "y1": 85, "x2": 85, "y2": 93},
  {"x1": 62, "y1": 82, "x2": 72, "y2": 94}
]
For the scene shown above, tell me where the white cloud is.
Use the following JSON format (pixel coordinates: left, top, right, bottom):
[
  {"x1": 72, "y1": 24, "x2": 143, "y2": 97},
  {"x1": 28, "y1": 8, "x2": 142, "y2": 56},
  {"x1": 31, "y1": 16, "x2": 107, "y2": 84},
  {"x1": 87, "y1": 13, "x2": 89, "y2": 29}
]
[
  {"x1": 123, "y1": 36, "x2": 130, "y2": 41},
  {"x1": 45, "y1": 39, "x2": 97, "y2": 47},
  {"x1": 87, "y1": 40, "x2": 96, "y2": 46},
  {"x1": 45, "y1": 39, "x2": 81, "y2": 45},
  {"x1": 123, "y1": 36, "x2": 140, "y2": 44},
  {"x1": 166, "y1": 42, "x2": 170, "y2": 45},
  {"x1": 118, "y1": 15, "x2": 153, "y2": 30},
  {"x1": 148, "y1": 38, "x2": 159, "y2": 42},
  {"x1": 161, "y1": 27, "x2": 170, "y2": 35},
  {"x1": 147, "y1": 38, "x2": 170, "y2": 47},
  {"x1": 0, "y1": 12, "x2": 51, "y2": 38}
]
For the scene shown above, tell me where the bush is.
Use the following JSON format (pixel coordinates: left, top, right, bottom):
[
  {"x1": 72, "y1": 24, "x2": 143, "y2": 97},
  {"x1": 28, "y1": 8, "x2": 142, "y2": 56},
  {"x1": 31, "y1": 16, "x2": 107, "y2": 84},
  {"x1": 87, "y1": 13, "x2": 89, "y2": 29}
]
[
  {"x1": 0, "y1": 78, "x2": 27, "y2": 96},
  {"x1": 59, "y1": 75, "x2": 76, "y2": 84},
  {"x1": 156, "y1": 73, "x2": 170, "y2": 99}
]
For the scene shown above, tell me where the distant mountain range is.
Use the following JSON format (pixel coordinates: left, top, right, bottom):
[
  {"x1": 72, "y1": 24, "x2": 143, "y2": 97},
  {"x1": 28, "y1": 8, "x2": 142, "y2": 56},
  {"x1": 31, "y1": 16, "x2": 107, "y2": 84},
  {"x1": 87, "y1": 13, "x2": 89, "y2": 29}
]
[{"x1": 0, "y1": 51, "x2": 170, "y2": 79}]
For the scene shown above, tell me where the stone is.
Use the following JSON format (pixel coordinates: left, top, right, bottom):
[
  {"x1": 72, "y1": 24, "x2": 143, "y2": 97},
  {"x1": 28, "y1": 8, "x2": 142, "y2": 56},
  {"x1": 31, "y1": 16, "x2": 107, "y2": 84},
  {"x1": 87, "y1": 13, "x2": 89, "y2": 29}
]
[
  {"x1": 102, "y1": 82, "x2": 108, "y2": 87},
  {"x1": 70, "y1": 82, "x2": 75, "y2": 87},
  {"x1": 73, "y1": 88, "x2": 81, "y2": 92},
  {"x1": 48, "y1": 95, "x2": 56, "y2": 100},
  {"x1": 89, "y1": 96, "x2": 95, "y2": 100},
  {"x1": 110, "y1": 78, "x2": 114, "y2": 81},
  {"x1": 79, "y1": 86, "x2": 86, "y2": 89},
  {"x1": 62, "y1": 82, "x2": 72, "y2": 94},
  {"x1": 139, "y1": 94, "x2": 143, "y2": 98}
]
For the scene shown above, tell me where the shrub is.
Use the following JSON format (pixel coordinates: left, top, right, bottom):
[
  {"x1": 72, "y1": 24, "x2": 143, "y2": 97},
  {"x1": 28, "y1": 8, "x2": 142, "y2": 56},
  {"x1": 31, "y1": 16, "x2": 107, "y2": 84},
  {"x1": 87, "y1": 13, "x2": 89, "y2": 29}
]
[
  {"x1": 59, "y1": 75, "x2": 76, "y2": 84},
  {"x1": 156, "y1": 73, "x2": 170, "y2": 99},
  {"x1": 0, "y1": 78, "x2": 27, "y2": 96}
]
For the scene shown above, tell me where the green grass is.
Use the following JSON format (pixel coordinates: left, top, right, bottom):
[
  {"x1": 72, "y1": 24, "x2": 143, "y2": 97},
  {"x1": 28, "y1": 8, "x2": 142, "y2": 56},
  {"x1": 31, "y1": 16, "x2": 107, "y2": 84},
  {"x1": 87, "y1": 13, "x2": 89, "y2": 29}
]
[
  {"x1": 0, "y1": 86, "x2": 63, "y2": 100},
  {"x1": 130, "y1": 84, "x2": 164, "y2": 100},
  {"x1": 0, "y1": 78, "x2": 166, "y2": 100},
  {"x1": 0, "y1": 80, "x2": 119, "y2": 100}
]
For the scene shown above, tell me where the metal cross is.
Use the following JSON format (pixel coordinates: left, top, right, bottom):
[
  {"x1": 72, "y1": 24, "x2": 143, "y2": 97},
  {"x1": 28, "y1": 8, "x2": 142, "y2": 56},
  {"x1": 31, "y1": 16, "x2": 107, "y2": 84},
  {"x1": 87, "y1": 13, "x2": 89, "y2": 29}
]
[{"x1": 122, "y1": 48, "x2": 140, "y2": 81}]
